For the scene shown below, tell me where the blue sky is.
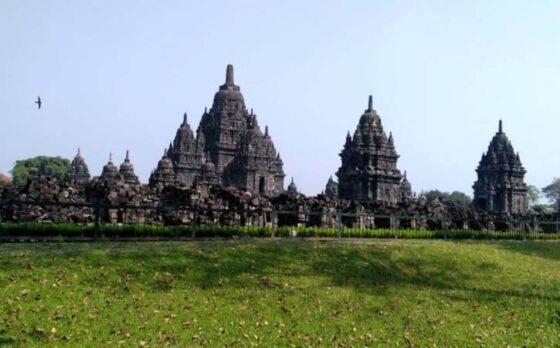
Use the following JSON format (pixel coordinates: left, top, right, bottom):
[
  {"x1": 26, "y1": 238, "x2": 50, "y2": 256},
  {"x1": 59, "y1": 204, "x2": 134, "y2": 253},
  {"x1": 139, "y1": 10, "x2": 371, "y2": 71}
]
[{"x1": 1, "y1": 1, "x2": 560, "y2": 196}]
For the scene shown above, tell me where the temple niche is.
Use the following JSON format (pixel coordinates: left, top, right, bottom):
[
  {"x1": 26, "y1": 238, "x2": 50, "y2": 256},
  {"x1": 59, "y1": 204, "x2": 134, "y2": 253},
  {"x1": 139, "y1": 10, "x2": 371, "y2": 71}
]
[
  {"x1": 336, "y1": 95, "x2": 405, "y2": 204},
  {"x1": 472, "y1": 120, "x2": 528, "y2": 214},
  {"x1": 159, "y1": 64, "x2": 285, "y2": 196}
]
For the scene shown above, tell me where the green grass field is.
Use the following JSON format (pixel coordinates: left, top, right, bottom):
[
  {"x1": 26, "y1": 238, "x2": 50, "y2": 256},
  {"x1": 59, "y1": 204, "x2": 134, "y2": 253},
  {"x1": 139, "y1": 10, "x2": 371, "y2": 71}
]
[{"x1": 1, "y1": 240, "x2": 559, "y2": 347}]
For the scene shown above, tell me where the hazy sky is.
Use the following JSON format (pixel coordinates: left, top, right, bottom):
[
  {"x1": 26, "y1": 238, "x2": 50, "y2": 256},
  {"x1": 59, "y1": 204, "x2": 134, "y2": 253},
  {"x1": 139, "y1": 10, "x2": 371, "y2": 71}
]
[{"x1": 1, "y1": 1, "x2": 560, "y2": 196}]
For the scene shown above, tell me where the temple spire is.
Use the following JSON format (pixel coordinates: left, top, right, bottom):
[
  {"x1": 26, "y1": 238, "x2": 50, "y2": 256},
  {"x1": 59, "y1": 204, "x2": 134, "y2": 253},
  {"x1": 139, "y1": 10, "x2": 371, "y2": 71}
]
[
  {"x1": 108, "y1": 152, "x2": 112, "y2": 163},
  {"x1": 77, "y1": 148, "x2": 81, "y2": 157},
  {"x1": 183, "y1": 112, "x2": 187, "y2": 125},
  {"x1": 125, "y1": 150, "x2": 130, "y2": 162},
  {"x1": 498, "y1": 119, "x2": 503, "y2": 134},
  {"x1": 367, "y1": 95, "x2": 373, "y2": 111},
  {"x1": 265, "y1": 125, "x2": 269, "y2": 137},
  {"x1": 226, "y1": 64, "x2": 234, "y2": 85}
]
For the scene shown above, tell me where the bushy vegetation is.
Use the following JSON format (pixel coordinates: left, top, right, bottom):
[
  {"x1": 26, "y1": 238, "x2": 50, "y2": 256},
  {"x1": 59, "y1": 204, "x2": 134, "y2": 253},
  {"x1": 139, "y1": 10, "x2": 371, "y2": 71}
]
[
  {"x1": 0, "y1": 240, "x2": 559, "y2": 346},
  {"x1": 10, "y1": 156, "x2": 70, "y2": 186},
  {"x1": 0, "y1": 173, "x2": 9, "y2": 186},
  {"x1": 422, "y1": 190, "x2": 472, "y2": 206},
  {"x1": 1, "y1": 222, "x2": 560, "y2": 241}
]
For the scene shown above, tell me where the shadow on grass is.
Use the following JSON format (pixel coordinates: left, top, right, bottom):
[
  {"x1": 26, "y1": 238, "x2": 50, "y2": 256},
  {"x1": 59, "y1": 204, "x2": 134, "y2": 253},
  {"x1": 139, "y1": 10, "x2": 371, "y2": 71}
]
[
  {"x1": 0, "y1": 337, "x2": 15, "y2": 346},
  {"x1": 496, "y1": 240, "x2": 560, "y2": 261},
  {"x1": 2, "y1": 240, "x2": 560, "y2": 304},
  {"x1": 82, "y1": 241, "x2": 479, "y2": 295}
]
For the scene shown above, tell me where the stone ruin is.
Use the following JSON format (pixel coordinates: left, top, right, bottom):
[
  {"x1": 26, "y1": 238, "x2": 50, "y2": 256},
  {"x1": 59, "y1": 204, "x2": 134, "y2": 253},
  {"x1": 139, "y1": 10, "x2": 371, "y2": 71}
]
[
  {"x1": 0, "y1": 170, "x2": 540, "y2": 232},
  {"x1": 337, "y1": 96, "x2": 409, "y2": 204},
  {"x1": 472, "y1": 120, "x2": 528, "y2": 214},
  {"x1": 0, "y1": 65, "x2": 537, "y2": 230}
]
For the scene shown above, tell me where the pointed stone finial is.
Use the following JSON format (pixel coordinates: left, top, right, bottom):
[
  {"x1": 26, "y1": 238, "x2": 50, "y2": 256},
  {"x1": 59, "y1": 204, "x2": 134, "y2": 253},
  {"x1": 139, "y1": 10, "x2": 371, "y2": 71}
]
[
  {"x1": 204, "y1": 107, "x2": 208, "y2": 114},
  {"x1": 108, "y1": 152, "x2": 112, "y2": 163},
  {"x1": 291, "y1": 177, "x2": 294, "y2": 184},
  {"x1": 265, "y1": 125, "x2": 269, "y2": 137},
  {"x1": 125, "y1": 150, "x2": 130, "y2": 162},
  {"x1": 77, "y1": 147, "x2": 81, "y2": 156},
  {"x1": 499, "y1": 119, "x2": 503, "y2": 133},
  {"x1": 250, "y1": 108, "x2": 253, "y2": 115},
  {"x1": 403, "y1": 170, "x2": 407, "y2": 179},
  {"x1": 226, "y1": 64, "x2": 234, "y2": 85},
  {"x1": 163, "y1": 148, "x2": 167, "y2": 157},
  {"x1": 368, "y1": 95, "x2": 373, "y2": 111},
  {"x1": 183, "y1": 112, "x2": 187, "y2": 125}
]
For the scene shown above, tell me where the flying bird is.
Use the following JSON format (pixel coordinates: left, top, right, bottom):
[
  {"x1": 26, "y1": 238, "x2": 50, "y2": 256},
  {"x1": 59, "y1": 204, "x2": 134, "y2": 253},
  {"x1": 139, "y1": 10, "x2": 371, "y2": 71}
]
[{"x1": 35, "y1": 96, "x2": 41, "y2": 109}]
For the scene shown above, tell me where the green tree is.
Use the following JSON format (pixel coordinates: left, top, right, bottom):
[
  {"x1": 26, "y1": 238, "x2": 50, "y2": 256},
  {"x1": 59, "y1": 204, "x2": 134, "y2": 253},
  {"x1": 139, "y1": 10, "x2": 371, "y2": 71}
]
[
  {"x1": 531, "y1": 204, "x2": 552, "y2": 214},
  {"x1": 424, "y1": 190, "x2": 472, "y2": 207},
  {"x1": 526, "y1": 185, "x2": 542, "y2": 207},
  {"x1": 542, "y1": 178, "x2": 560, "y2": 211},
  {"x1": 448, "y1": 191, "x2": 472, "y2": 207},
  {"x1": 424, "y1": 190, "x2": 446, "y2": 202},
  {"x1": 10, "y1": 156, "x2": 70, "y2": 186}
]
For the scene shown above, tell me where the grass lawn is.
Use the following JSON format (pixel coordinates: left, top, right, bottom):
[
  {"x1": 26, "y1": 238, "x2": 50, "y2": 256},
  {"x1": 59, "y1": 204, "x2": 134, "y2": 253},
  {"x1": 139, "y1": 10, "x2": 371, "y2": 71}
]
[{"x1": 0, "y1": 239, "x2": 559, "y2": 347}]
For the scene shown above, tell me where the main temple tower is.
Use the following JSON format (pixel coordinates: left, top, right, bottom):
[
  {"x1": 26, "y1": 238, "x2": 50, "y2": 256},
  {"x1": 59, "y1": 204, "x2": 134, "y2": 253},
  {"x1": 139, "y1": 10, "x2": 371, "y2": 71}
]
[{"x1": 159, "y1": 65, "x2": 285, "y2": 196}]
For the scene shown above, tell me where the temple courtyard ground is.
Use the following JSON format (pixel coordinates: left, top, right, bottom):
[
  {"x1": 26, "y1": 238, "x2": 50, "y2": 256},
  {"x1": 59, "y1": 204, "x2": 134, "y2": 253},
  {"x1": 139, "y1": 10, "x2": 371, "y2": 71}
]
[{"x1": 0, "y1": 239, "x2": 559, "y2": 347}]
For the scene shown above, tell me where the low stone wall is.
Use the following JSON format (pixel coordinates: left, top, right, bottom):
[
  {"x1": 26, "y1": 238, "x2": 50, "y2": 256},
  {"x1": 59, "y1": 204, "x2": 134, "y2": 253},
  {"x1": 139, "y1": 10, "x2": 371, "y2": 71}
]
[{"x1": 0, "y1": 176, "x2": 547, "y2": 231}]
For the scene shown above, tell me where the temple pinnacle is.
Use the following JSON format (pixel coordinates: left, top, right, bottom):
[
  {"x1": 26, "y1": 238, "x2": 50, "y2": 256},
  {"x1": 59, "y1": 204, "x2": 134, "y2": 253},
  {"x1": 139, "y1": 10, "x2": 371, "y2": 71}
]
[
  {"x1": 125, "y1": 150, "x2": 130, "y2": 161},
  {"x1": 498, "y1": 119, "x2": 503, "y2": 133},
  {"x1": 368, "y1": 95, "x2": 373, "y2": 111},
  {"x1": 265, "y1": 125, "x2": 269, "y2": 137},
  {"x1": 108, "y1": 152, "x2": 112, "y2": 163},
  {"x1": 183, "y1": 112, "x2": 187, "y2": 125},
  {"x1": 226, "y1": 64, "x2": 234, "y2": 85}
]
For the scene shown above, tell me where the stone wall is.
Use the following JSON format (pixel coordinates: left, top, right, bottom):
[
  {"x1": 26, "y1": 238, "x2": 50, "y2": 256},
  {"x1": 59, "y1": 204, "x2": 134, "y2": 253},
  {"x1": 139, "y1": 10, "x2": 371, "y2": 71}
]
[{"x1": 0, "y1": 175, "x2": 544, "y2": 231}]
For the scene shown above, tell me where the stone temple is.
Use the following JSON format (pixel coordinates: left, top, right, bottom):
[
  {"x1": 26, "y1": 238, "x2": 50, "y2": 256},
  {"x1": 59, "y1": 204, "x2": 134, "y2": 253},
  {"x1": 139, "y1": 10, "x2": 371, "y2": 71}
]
[
  {"x1": 150, "y1": 65, "x2": 285, "y2": 196},
  {"x1": 336, "y1": 96, "x2": 409, "y2": 204},
  {"x1": 472, "y1": 120, "x2": 528, "y2": 214},
  {"x1": 67, "y1": 148, "x2": 90, "y2": 184}
]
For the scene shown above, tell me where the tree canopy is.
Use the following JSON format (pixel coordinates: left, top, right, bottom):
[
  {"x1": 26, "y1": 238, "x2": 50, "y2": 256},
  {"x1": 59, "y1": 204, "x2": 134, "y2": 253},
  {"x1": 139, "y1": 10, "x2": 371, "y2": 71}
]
[
  {"x1": 526, "y1": 185, "x2": 542, "y2": 207},
  {"x1": 542, "y1": 178, "x2": 560, "y2": 211},
  {"x1": 422, "y1": 190, "x2": 472, "y2": 207},
  {"x1": 10, "y1": 156, "x2": 70, "y2": 186}
]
